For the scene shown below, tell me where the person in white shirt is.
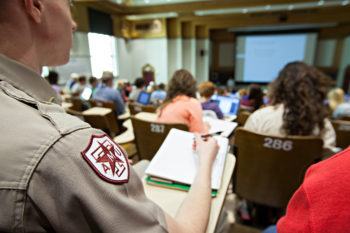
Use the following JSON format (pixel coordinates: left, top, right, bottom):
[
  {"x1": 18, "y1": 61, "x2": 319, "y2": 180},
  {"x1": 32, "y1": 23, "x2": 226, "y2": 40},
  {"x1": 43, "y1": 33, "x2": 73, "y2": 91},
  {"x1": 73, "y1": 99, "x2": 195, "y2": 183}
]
[
  {"x1": 129, "y1": 77, "x2": 146, "y2": 102},
  {"x1": 244, "y1": 62, "x2": 336, "y2": 150},
  {"x1": 328, "y1": 88, "x2": 350, "y2": 119}
]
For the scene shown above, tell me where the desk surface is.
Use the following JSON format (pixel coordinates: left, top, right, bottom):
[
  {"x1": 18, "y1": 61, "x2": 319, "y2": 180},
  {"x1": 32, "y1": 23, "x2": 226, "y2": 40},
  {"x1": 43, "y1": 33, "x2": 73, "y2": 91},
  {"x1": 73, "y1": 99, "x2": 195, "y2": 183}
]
[
  {"x1": 143, "y1": 153, "x2": 236, "y2": 233},
  {"x1": 83, "y1": 107, "x2": 112, "y2": 116},
  {"x1": 114, "y1": 112, "x2": 157, "y2": 144},
  {"x1": 135, "y1": 112, "x2": 158, "y2": 122},
  {"x1": 224, "y1": 115, "x2": 237, "y2": 122},
  {"x1": 119, "y1": 109, "x2": 130, "y2": 120}
]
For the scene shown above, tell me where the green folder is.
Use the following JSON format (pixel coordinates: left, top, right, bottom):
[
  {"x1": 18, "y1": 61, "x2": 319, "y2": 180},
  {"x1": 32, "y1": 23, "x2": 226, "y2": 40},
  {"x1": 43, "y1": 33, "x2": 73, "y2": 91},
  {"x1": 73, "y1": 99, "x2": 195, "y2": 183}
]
[{"x1": 146, "y1": 176, "x2": 218, "y2": 197}]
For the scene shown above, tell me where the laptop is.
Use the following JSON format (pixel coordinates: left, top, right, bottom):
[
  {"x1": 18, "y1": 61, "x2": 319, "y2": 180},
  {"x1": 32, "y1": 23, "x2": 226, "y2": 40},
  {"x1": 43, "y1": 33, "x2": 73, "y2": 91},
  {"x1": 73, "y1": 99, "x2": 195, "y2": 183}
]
[
  {"x1": 80, "y1": 87, "x2": 92, "y2": 101},
  {"x1": 211, "y1": 95, "x2": 240, "y2": 118},
  {"x1": 137, "y1": 91, "x2": 151, "y2": 105}
]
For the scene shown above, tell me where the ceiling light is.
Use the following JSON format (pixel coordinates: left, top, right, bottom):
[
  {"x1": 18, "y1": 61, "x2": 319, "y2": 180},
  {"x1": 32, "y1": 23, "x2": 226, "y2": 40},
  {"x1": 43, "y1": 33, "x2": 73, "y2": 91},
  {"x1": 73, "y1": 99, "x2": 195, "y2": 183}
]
[{"x1": 126, "y1": 12, "x2": 178, "y2": 20}]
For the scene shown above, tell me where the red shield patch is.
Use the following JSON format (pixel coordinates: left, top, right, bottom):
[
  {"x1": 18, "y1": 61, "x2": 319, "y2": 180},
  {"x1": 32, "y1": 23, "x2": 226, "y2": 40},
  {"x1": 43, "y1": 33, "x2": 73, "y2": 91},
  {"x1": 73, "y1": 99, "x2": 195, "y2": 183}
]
[{"x1": 81, "y1": 134, "x2": 129, "y2": 184}]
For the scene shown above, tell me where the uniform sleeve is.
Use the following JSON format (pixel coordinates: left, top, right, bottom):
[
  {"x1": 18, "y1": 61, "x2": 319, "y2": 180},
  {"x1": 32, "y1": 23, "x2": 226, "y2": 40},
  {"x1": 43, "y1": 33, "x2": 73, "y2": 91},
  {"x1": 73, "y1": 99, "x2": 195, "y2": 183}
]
[
  {"x1": 26, "y1": 128, "x2": 167, "y2": 233},
  {"x1": 188, "y1": 99, "x2": 208, "y2": 134},
  {"x1": 277, "y1": 185, "x2": 312, "y2": 233},
  {"x1": 321, "y1": 119, "x2": 336, "y2": 150}
]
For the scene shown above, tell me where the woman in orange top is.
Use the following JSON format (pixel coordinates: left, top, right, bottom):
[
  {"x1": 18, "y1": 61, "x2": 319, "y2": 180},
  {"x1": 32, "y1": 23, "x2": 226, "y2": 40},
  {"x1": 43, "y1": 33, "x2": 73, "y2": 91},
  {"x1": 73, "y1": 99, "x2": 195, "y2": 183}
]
[{"x1": 157, "y1": 69, "x2": 208, "y2": 134}]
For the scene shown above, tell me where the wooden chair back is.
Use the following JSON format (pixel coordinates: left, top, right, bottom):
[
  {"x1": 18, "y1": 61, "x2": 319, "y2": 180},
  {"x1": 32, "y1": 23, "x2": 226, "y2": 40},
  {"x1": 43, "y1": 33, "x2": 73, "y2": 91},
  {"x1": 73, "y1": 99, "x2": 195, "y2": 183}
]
[
  {"x1": 128, "y1": 103, "x2": 157, "y2": 115},
  {"x1": 70, "y1": 98, "x2": 84, "y2": 112},
  {"x1": 234, "y1": 128, "x2": 323, "y2": 208},
  {"x1": 331, "y1": 120, "x2": 350, "y2": 149},
  {"x1": 90, "y1": 100, "x2": 115, "y2": 111},
  {"x1": 236, "y1": 111, "x2": 251, "y2": 126},
  {"x1": 131, "y1": 117, "x2": 188, "y2": 160},
  {"x1": 83, "y1": 112, "x2": 119, "y2": 137}
]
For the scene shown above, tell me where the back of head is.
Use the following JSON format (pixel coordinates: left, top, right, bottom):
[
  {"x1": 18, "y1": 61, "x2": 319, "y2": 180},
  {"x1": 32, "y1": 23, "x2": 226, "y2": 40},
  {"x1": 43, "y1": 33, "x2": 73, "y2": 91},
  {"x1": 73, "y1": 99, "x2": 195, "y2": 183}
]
[
  {"x1": 158, "y1": 83, "x2": 166, "y2": 90},
  {"x1": 102, "y1": 76, "x2": 113, "y2": 86},
  {"x1": 198, "y1": 81, "x2": 215, "y2": 99},
  {"x1": 134, "y1": 78, "x2": 146, "y2": 89},
  {"x1": 78, "y1": 75, "x2": 87, "y2": 84},
  {"x1": 47, "y1": 71, "x2": 59, "y2": 85},
  {"x1": 102, "y1": 71, "x2": 114, "y2": 80},
  {"x1": 159, "y1": 69, "x2": 196, "y2": 112},
  {"x1": 166, "y1": 69, "x2": 197, "y2": 100},
  {"x1": 248, "y1": 84, "x2": 264, "y2": 110},
  {"x1": 89, "y1": 76, "x2": 98, "y2": 86},
  {"x1": 328, "y1": 88, "x2": 345, "y2": 111},
  {"x1": 269, "y1": 61, "x2": 331, "y2": 136}
]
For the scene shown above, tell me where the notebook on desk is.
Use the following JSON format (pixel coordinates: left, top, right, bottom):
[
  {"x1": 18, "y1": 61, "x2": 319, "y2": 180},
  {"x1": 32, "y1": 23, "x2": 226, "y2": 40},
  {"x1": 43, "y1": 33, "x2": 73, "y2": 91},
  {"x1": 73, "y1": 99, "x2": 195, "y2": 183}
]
[{"x1": 145, "y1": 129, "x2": 229, "y2": 191}]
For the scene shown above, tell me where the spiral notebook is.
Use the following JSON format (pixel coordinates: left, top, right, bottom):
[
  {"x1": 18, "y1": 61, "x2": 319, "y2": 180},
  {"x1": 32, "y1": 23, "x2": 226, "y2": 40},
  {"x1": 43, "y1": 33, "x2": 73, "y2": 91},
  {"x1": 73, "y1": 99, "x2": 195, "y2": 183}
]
[{"x1": 145, "y1": 129, "x2": 229, "y2": 190}]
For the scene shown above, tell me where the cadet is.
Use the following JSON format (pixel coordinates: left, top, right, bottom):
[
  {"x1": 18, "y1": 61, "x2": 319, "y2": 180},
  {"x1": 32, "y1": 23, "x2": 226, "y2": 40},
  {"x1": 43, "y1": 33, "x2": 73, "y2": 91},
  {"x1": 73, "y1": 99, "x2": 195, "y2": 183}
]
[{"x1": 0, "y1": 0, "x2": 219, "y2": 232}]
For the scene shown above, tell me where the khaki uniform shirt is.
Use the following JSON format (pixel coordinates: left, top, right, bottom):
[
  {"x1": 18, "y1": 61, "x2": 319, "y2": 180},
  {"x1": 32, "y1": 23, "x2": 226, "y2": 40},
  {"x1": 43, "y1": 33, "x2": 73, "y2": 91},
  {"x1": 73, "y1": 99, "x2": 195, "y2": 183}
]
[{"x1": 0, "y1": 54, "x2": 167, "y2": 233}]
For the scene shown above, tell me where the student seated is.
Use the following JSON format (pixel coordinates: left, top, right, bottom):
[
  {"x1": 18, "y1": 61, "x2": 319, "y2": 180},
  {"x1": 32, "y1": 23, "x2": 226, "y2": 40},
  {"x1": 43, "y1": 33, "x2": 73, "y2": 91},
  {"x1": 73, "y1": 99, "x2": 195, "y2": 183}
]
[
  {"x1": 240, "y1": 84, "x2": 264, "y2": 112},
  {"x1": 150, "y1": 83, "x2": 167, "y2": 104},
  {"x1": 198, "y1": 81, "x2": 224, "y2": 119},
  {"x1": 157, "y1": 69, "x2": 208, "y2": 134},
  {"x1": 46, "y1": 71, "x2": 62, "y2": 95},
  {"x1": 93, "y1": 75, "x2": 125, "y2": 116},
  {"x1": 71, "y1": 75, "x2": 87, "y2": 97},
  {"x1": 244, "y1": 62, "x2": 336, "y2": 150},
  {"x1": 327, "y1": 88, "x2": 350, "y2": 119},
  {"x1": 129, "y1": 77, "x2": 146, "y2": 102}
]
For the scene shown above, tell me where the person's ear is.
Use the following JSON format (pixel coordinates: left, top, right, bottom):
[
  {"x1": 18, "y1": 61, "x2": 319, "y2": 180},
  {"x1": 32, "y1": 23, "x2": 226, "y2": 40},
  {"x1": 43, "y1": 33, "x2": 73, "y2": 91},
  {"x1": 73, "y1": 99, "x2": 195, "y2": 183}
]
[{"x1": 23, "y1": 0, "x2": 44, "y2": 23}]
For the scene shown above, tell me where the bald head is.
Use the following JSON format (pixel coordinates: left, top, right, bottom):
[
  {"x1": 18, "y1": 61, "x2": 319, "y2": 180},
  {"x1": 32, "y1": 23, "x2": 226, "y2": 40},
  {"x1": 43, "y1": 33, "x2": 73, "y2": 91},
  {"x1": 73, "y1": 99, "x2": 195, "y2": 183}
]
[{"x1": 0, "y1": 0, "x2": 77, "y2": 74}]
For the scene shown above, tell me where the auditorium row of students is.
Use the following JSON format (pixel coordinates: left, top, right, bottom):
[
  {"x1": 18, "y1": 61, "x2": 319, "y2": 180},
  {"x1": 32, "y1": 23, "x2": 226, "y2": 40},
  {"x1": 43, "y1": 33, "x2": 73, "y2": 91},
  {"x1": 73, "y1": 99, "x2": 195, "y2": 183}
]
[{"x1": 244, "y1": 62, "x2": 336, "y2": 150}]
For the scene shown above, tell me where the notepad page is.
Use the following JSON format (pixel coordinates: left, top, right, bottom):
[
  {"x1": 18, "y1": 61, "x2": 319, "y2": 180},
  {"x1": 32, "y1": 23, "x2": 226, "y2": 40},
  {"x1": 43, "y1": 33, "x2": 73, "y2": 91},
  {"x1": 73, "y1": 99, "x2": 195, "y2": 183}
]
[
  {"x1": 203, "y1": 117, "x2": 238, "y2": 138},
  {"x1": 145, "y1": 129, "x2": 229, "y2": 190}
]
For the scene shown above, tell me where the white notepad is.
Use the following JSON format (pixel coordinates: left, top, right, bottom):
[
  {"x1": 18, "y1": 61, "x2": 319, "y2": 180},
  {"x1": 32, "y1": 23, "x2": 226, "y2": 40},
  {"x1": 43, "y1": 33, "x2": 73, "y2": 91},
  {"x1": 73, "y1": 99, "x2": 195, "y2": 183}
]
[
  {"x1": 204, "y1": 117, "x2": 238, "y2": 138},
  {"x1": 145, "y1": 129, "x2": 229, "y2": 190}
]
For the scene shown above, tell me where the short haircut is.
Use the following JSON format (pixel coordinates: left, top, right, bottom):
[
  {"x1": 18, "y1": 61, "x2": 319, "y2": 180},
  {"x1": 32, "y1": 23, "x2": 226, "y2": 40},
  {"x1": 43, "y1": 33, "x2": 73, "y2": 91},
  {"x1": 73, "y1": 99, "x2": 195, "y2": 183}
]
[
  {"x1": 47, "y1": 71, "x2": 59, "y2": 85},
  {"x1": 89, "y1": 76, "x2": 97, "y2": 85},
  {"x1": 78, "y1": 75, "x2": 86, "y2": 83},
  {"x1": 198, "y1": 81, "x2": 215, "y2": 98},
  {"x1": 134, "y1": 78, "x2": 146, "y2": 88},
  {"x1": 102, "y1": 76, "x2": 113, "y2": 84},
  {"x1": 158, "y1": 83, "x2": 165, "y2": 90}
]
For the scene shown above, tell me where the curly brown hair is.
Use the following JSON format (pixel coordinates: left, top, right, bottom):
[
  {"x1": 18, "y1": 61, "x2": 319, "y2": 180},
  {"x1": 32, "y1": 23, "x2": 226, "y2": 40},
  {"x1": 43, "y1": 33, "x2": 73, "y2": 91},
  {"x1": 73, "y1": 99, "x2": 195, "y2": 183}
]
[
  {"x1": 269, "y1": 62, "x2": 331, "y2": 136},
  {"x1": 159, "y1": 69, "x2": 197, "y2": 111}
]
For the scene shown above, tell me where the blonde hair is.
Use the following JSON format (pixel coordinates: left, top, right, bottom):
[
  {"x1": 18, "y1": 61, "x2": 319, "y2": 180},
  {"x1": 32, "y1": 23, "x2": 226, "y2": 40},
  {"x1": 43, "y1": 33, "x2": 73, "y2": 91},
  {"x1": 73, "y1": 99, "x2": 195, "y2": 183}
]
[
  {"x1": 328, "y1": 88, "x2": 345, "y2": 111},
  {"x1": 198, "y1": 81, "x2": 215, "y2": 98}
]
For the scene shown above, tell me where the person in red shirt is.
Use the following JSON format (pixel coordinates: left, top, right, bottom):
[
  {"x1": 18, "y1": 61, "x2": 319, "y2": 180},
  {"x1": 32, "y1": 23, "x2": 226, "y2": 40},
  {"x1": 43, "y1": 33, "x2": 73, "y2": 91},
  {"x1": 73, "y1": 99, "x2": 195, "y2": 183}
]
[{"x1": 264, "y1": 147, "x2": 350, "y2": 233}]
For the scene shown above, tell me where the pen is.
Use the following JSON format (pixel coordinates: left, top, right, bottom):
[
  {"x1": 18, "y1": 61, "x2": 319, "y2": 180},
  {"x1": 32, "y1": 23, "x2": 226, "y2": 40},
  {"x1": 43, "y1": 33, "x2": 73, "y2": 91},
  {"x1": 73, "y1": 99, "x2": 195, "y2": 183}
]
[{"x1": 201, "y1": 131, "x2": 223, "y2": 138}]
